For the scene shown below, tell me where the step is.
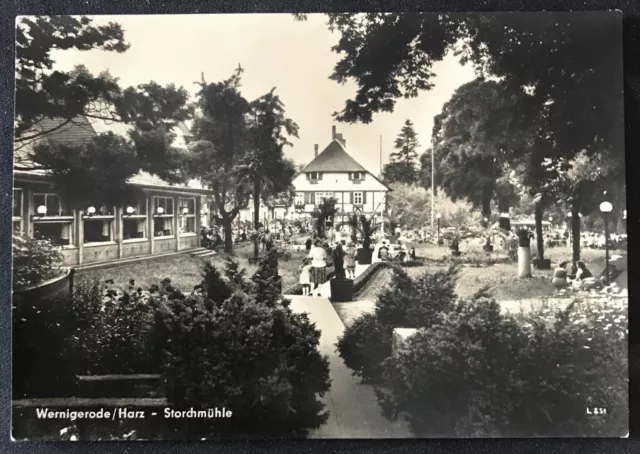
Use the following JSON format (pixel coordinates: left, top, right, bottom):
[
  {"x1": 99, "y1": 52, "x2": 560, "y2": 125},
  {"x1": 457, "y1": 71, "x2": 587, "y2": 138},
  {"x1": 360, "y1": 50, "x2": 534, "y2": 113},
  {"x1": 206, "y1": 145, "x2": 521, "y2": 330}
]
[
  {"x1": 195, "y1": 251, "x2": 217, "y2": 259},
  {"x1": 191, "y1": 249, "x2": 216, "y2": 257}
]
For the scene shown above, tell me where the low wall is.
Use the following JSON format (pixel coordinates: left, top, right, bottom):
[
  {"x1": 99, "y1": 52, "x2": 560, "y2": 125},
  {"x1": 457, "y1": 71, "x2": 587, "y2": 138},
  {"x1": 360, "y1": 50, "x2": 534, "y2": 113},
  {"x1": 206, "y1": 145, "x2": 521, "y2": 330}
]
[
  {"x1": 122, "y1": 240, "x2": 152, "y2": 258},
  {"x1": 154, "y1": 237, "x2": 177, "y2": 253},
  {"x1": 83, "y1": 243, "x2": 119, "y2": 264}
]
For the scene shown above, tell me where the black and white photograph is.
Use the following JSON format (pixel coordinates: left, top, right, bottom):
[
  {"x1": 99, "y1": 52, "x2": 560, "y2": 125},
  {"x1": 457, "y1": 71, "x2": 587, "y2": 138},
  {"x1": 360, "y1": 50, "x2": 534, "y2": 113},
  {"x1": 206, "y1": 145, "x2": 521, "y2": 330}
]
[{"x1": 11, "y1": 12, "x2": 628, "y2": 440}]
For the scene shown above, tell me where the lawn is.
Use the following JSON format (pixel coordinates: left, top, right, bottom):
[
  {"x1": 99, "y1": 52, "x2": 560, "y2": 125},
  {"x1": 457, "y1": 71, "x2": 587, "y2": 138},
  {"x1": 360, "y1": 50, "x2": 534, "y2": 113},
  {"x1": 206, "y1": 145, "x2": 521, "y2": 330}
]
[{"x1": 77, "y1": 242, "x2": 309, "y2": 292}]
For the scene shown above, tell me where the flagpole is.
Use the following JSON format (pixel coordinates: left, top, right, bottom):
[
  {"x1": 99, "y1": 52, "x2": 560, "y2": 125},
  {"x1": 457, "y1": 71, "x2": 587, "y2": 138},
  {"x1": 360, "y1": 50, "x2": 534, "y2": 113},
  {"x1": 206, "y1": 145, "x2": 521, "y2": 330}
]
[
  {"x1": 431, "y1": 146, "x2": 435, "y2": 235},
  {"x1": 380, "y1": 135, "x2": 384, "y2": 239}
]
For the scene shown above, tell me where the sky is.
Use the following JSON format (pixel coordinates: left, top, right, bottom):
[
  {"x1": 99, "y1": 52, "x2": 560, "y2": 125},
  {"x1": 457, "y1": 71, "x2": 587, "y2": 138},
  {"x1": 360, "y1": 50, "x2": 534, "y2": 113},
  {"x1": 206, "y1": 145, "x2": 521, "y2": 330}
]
[{"x1": 48, "y1": 14, "x2": 476, "y2": 175}]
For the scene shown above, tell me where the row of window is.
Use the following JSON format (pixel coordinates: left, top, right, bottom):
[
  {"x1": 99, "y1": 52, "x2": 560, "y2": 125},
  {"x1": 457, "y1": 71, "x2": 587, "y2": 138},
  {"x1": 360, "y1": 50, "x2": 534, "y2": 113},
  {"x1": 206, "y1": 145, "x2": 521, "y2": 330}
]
[
  {"x1": 13, "y1": 189, "x2": 197, "y2": 247},
  {"x1": 305, "y1": 172, "x2": 366, "y2": 182},
  {"x1": 294, "y1": 191, "x2": 367, "y2": 206}
]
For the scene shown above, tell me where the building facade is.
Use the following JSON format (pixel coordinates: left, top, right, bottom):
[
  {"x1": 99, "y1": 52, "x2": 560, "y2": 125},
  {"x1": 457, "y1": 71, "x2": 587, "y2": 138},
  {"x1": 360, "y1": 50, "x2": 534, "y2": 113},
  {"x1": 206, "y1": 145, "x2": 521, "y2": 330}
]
[
  {"x1": 13, "y1": 117, "x2": 211, "y2": 267},
  {"x1": 290, "y1": 126, "x2": 390, "y2": 226}
]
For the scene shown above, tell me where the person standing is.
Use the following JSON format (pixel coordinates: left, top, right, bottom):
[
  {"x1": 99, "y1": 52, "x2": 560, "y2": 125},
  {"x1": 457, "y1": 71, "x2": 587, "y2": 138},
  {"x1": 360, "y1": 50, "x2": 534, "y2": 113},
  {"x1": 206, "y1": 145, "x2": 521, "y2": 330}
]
[
  {"x1": 344, "y1": 241, "x2": 357, "y2": 279},
  {"x1": 308, "y1": 239, "x2": 328, "y2": 297},
  {"x1": 299, "y1": 257, "x2": 312, "y2": 296}
]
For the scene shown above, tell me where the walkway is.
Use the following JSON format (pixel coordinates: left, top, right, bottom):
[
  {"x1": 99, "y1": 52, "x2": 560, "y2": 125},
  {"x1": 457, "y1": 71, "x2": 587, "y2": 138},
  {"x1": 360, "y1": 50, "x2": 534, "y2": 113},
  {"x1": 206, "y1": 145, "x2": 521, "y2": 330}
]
[{"x1": 285, "y1": 295, "x2": 411, "y2": 438}]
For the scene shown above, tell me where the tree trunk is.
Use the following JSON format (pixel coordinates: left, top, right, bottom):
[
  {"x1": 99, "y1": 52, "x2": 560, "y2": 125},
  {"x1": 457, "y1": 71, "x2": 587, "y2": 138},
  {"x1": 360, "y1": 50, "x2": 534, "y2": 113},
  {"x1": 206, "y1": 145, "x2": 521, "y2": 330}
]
[
  {"x1": 534, "y1": 203, "x2": 544, "y2": 259},
  {"x1": 482, "y1": 188, "x2": 493, "y2": 227},
  {"x1": 223, "y1": 216, "x2": 234, "y2": 254},
  {"x1": 253, "y1": 180, "x2": 261, "y2": 258},
  {"x1": 571, "y1": 202, "x2": 581, "y2": 275},
  {"x1": 498, "y1": 198, "x2": 511, "y2": 231}
]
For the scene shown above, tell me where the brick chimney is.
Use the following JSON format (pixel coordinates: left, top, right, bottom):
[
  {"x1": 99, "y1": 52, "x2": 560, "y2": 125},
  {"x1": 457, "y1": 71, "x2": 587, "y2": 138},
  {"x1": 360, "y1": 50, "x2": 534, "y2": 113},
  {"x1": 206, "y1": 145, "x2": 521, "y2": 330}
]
[
  {"x1": 332, "y1": 125, "x2": 337, "y2": 139},
  {"x1": 314, "y1": 144, "x2": 319, "y2": 158}
]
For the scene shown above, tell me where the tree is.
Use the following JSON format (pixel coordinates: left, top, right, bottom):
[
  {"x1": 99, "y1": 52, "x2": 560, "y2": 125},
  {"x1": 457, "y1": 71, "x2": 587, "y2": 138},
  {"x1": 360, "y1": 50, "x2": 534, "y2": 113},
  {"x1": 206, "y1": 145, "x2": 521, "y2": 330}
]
[
  {"x1": 304, "y1": 12, "x2": 624, "y2": 230},
  {"x1": 386, "y1": 183, "x2": 478, "y2": 231},
  {"x1": 16, "y1": 16, "x2": 192, "y2": 209},
  {"x1": 382, "y1": 161, "x2": 416, "y2": 185},
  {"x1": 15, "y1": 16, "x2": 128, "y2": 145},
  {"x1": 247, "y1": 89, "x2": 299, "y2": 258},
  {"x1": 188, "y1": 67, "x2": 253, "y2": 253},
  {"x1": 312, "y1": 197, "x2": 339, "y2": 239},
  {"x1": 544, "y1": 150, "x2": 617, "y2": 271},
  {"x1": 432, "y1": 79, "x2": 529, "y2": 225},
  {"x1": 392, "y1": 119, "x2": 419, "y2": 161}
]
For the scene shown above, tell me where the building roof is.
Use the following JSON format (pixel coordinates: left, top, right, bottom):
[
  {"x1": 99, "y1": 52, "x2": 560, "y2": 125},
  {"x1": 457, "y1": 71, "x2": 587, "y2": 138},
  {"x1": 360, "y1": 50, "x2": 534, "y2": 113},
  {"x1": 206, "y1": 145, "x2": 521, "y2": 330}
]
[
  {"x1": 302, "y1": 140, "x2": 367, "y2": 173},
  {"x1": 13, "y1": 116, "x2": 210, "y2": 194}
]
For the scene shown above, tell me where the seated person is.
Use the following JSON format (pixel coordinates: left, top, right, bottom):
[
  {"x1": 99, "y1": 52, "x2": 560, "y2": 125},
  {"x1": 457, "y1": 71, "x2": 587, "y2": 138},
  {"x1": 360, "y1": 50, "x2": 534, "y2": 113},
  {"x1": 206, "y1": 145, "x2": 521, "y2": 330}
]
[
  {"x1": 397, "y1": 240, "x2": 408, "y2": 262},
  {"x1": 575, "y1": 261, "x2": 593, "y2": 281},
  {"x1": 552, "y1": 261, "x2": 569, "y2": 290}
]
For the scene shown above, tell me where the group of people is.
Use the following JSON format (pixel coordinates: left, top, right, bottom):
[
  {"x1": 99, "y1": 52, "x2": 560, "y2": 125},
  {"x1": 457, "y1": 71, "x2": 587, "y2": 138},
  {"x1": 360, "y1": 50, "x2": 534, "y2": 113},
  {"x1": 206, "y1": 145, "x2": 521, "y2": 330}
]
[
  {"x1": 298, "y1": 239, "x2": 358, "y2": 297},
  {"x1": 552, "y1": 260, "x2": 597, "y2": 290}
]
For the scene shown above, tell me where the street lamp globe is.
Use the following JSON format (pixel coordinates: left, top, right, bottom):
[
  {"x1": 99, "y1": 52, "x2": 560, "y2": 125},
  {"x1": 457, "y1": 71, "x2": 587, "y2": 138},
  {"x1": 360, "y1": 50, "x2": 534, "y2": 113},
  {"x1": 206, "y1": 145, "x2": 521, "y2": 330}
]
[
  {"x1": 36, "y1": 205, "x2": 47, "y2": 215},
  {"x1": 436, "y1": 213, "x2": 441, "y2": 220},
  {"x1": 599, "y1": 201, "x2": 613, "y2": 213},
  {"x1": 86, "y1": 206, "x2": 96, "y2": 215},
  {"x1": 157, "y1": 207, "x2": 165, "y2": 215},
  {"x1": 126, "y1": 206, "x2": 135, "y2": 215}
]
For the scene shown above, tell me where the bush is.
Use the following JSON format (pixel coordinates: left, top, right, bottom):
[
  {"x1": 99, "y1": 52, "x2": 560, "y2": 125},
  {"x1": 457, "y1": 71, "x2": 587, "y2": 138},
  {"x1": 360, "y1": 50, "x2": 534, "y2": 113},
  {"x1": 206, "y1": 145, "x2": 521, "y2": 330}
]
[
  {"x1": 377, "y1": 296, "x2": 628, "y2": 437},
  {"x1": 12, "y1": 235, "x2": 64, "y2": 289},
  {"x1": 335, "y1": 313, "x2": 392, "y2": 383},
  {"x1": 376, "y1": 265, "x2": 459, "y2": 328},
  {"x1": 336, "y1": 265, "x2": 460, "y2": 382},
  {"x1": 71, "y1": 278, "x2": 167, "y2": 375},
  {"x1": 155, "y1": 254, "x2": 332, "y2": 437},
  {"x1": 12, "y1": 295, "x2": 80, "y2": 398}
]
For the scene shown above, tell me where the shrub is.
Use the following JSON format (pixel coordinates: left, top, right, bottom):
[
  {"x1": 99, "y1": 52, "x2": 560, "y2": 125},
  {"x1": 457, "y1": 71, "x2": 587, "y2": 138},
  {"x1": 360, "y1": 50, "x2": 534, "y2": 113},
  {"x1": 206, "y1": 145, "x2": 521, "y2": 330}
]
[
  {"x1": 12, "y1": 295, "x2": 80, "y2": 398},
  {"x1": 337, "y1": 265, "x2": 460, "y2": 382},
  {"x1": 71, "y1": 278, "x2": 166, "y2": 375},
  {"x1": 156, "y1": 255, "x2": 332, "y2": 437},
  {"x1": 335, "y1": 313, "x2": 392, "y2": 383},
  {"x1": 375, "y1": 265, "x2": 459, "y2": 328},
  {"x1": 377, "y1": 296, "x2": 628, "y2": 437},
  {"x1": 12, "y1": 235, "x2": 64, "y2": 289}
]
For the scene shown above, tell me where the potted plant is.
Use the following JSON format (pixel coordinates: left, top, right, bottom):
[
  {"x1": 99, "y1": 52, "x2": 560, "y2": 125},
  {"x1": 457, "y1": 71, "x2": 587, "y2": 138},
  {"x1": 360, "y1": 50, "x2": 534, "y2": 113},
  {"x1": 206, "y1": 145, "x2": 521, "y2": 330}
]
[
  {"x1": 355, "y1": 215, "x2": 377, "y2": 265},
  {"x1": 516, "y1": 228, "x2": 534, "y2": 278},
  {"x1": 330, "y1": 244, "x2": 353, "y2": 302},
  {"x1": 12, "y1": 235, "x2": 71, "y2": 302}
]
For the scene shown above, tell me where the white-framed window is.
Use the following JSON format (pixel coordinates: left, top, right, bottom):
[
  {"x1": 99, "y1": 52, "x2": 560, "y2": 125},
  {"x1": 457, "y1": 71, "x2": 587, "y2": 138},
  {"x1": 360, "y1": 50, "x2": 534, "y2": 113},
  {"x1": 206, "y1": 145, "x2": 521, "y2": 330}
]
[
  {"x1": 307, "y1": 172, "x2": 321, "y2": 183},
  {"x1": 154, "y1": 196, "x2": 174, "y2": 237},
  {"x1": 349, "y1": 172, "x2": 365, "y2": 182},
  {"x1": 317, "y1": 192, "x2": 334, "y2": 202},
  {"x1": 32, "y1": 193, "x2": 74, "y2": 246},
  {"x1": 123, "y1": 198, "x2": 148, "y2": 240},
  {"x1": 294, "y1": 192, "x2": 305, "y2": 206},
  {"x1": 83, "y1": 205, "x2": 115, "y2": 244},
  {"x1": 179, "y1": 198, "x2": 196, "y2": 235},
  {"x1": 13, "y1": 189, "x2": 23, "y2": 234},
  {"x1": 353, "y1": 192, "x2": 363, "y2": 205}
]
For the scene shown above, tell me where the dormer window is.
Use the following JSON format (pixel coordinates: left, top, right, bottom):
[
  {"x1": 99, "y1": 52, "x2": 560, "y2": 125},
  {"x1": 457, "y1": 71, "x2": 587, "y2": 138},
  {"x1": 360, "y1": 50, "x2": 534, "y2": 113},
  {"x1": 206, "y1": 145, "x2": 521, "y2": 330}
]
[
  {"x1": 349, "y1": 172, "x2": 365, "y2": 183},
  {"x1": 307, "y1": 172, "x2": 322, "y2": 183}
]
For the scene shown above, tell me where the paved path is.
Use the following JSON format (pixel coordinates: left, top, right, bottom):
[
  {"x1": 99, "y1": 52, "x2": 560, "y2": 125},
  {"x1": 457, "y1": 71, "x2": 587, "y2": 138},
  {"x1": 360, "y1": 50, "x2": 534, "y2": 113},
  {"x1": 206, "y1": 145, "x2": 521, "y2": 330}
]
[{"x1": 285, "y1": 295, "x2": 411, "y2": 438}]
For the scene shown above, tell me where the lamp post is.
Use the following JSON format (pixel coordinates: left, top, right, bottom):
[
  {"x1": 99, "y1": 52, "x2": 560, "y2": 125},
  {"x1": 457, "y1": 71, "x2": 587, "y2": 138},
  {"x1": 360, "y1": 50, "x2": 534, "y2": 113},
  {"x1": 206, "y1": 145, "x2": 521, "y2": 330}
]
[
  {"x1": 599, "y1": 200, "x2": 613, "y2": 285},
  {"x1": 436, "y1": 213, "x2": 441, "y2": 245}
]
